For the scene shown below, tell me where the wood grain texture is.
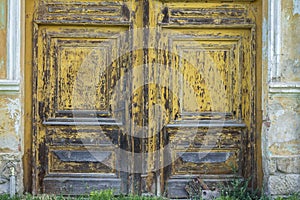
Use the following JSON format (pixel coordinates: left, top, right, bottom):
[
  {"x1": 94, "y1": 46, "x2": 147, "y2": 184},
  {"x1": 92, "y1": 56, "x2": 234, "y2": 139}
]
[
  {"x1": 28, "y1": 0, "x2": 262, "y2": 197},
  {"x1": 32, "y1": 1, "x2": 133, "y2": 194},
  {"x1": 151, "y1": 0, "x2": 260, "y2": 198}
]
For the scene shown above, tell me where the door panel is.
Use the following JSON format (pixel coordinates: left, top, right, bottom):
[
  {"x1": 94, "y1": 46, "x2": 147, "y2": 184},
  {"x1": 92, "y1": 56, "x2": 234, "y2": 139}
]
[
  {"x1": 30, "y1": 0, "x2": 261, "y2": 197},
  {"x1": 167, "y1": 127, "x2": 245, "y2": 175},
  {"x1": 163, "y1": 28, "x2": 249, "y2": 116},
  {"x1": 33, "y1": 1, "x2": 133, "y2": 195},
  {"x1": 37, "y1": 25, "x2": 128, "y2": 119},
  {"x1": 147, "y1": 1, "x2": 260, "y2": 198}
]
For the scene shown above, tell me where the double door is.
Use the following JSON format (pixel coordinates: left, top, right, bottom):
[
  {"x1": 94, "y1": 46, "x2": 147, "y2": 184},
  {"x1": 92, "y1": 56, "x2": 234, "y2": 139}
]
[{"x1": 30, "y1": 0, "x2": 261, "y2": 198}]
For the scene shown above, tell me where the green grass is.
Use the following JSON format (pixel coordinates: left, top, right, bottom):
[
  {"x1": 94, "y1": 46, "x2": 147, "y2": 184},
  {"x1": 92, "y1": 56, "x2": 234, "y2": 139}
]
[
  {"x1": 0, "y1": 190, "x2": 165, "y2": 200},
  {"x1": 90, "y1": 190, "x2": 163, "y2": 200},
  {"x1": 213, "y1": 177, "x2": 300, "y2": 200},
  {"x1": 0, "y1": 190, "x2": 299, "y2": 200},
  {"x1": 214, "y1": 178, "x2": 300, "y2": 200},
  {"x1": 215, "y1": 194, "x2": 300, "y2": 200}
]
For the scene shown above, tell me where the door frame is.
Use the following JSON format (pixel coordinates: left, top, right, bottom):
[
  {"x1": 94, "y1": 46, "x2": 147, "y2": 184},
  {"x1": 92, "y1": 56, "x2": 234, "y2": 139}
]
[{"x1": 24, "y1": 0, "x2": 264, "y2": 194}]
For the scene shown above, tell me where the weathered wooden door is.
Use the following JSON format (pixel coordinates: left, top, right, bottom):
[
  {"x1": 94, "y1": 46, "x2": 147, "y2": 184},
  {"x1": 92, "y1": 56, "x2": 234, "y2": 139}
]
[{"x1": 29, "y1": 0, "x2": 261, "y2": 197}]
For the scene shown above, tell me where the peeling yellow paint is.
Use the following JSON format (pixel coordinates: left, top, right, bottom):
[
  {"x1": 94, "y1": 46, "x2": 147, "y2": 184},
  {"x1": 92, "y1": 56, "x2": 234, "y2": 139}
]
[{"x1": 27, "y1": 0, "x2": 262, "y2": 196}]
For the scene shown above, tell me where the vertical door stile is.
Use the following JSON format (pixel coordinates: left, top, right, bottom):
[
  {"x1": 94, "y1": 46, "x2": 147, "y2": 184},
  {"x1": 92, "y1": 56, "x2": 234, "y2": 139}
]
[{"x1": 129, "y1": 0, "x2": 144, "y2": 194}]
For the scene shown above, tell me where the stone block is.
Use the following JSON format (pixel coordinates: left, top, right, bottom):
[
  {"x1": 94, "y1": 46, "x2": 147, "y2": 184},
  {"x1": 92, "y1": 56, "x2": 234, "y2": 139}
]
[
  {"x1": 269, "y1": 140, "x2": 300, "y2": 156},
  {"x1": 0, "y1": 179, "x2": 9, "y2": 194},
  {"x1": 269, "y1": 158, "x2": 277, "y2": 175},
  {"x1": 0, "y1": 154, "x2": 23, "y2": 194},
  {"x1": 277, "y1": 157, "x2": 300, "y2": 174},
  {"x1": 269, "y1": 175, "x2": 300, "y2": 195},
  {"x1": 267, "y1": 96, "x2": 300, "y2": 148}
]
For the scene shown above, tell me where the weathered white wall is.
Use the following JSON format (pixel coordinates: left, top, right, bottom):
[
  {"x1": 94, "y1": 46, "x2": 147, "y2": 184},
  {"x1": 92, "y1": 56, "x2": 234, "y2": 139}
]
[
  {"x1": 263, "y1": 0, "x2": 300, "y2": 196},
  {"x1": 0, "y1": 0, "x2": 22, "y2": 195},
  {"x1": 0, "y1": 96, "x2": 23, "y2": 194}
]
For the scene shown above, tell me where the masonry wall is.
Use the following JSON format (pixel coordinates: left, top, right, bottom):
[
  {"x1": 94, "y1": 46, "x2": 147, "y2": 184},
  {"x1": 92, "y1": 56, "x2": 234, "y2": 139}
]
[
  {"x1": 263, "y1": 0, "x2": 300, "y2": 196},
  {"x1": 0, "y1": 0, "x2": 23, "y2": 195},
  {"x1": 0, "y1": 95, "x2": 23, "y2": 194}
]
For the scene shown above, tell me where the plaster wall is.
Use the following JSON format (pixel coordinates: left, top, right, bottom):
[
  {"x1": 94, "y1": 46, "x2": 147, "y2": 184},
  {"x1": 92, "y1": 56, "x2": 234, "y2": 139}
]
[
  {"x1": 0, "y1": 0, "x2": 23, "y2": 195},
  {"x1": 263, "y1": 0, "x2": 300, "y2": 196},
  {"x1": 0, "y1": 96, "x2": 23, "y2": 193}
]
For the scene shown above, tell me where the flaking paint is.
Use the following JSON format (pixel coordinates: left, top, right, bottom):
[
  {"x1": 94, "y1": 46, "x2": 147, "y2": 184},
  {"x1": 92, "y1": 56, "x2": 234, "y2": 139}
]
[
  {"x1": 0, "y1": 0, "x2": 6, "y2": 79},
  {"x1": 7, "y1": 98, "x2": 21, "y2": 137},
  {"x1": 0, "y1": 0, "x2": 5, "y2": 29},
  {"x1": 26, "y1": 0, "x2": 262, "y2": 197}
]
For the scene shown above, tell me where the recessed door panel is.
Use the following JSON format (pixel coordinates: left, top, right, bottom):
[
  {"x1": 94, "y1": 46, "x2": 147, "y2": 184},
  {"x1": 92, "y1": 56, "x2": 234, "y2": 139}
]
[{"x1": 162, "y1": 28, "x2": 250, "y2": 119}]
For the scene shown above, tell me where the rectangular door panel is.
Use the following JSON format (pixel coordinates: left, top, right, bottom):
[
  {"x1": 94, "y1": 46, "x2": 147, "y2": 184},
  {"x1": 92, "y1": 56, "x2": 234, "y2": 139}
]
[
  {"x1": 49, "y1": 148, "x2": 116, "y2": 173},
  {"x1": 172, "y1": 149, "x2": 241, "y2": 174},
  {"x1": 43, "y1": 175, "x2": 121, "y2": 196},
  {"x1": 35, "y1": 1, "x2": 130, "y2": 24},
  {"x1": 160, "y1": 28, "x2": 252, "y2": 121},
  {"x1": 33, "y1": 1, "x2": 132, "y2": 195},
  {"x1": 36, "y1": 25, "x2": 129, "y2": 120}
]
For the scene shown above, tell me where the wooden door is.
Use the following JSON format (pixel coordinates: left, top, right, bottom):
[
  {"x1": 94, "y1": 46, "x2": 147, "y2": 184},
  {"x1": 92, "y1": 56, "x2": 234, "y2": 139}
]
[
  {"x1": 28, "y1": 0, "x2": 261, "y2": 197},
  {"x1": 145, "y1": 1, "x2": 261, "y2": 198},
  {"x1": 30, "y1": 0, "x2": 142, "y2": 195}
]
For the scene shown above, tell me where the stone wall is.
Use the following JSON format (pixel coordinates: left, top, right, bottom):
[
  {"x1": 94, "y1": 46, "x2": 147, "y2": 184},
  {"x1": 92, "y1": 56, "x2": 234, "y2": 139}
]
[
  {"x1": 263, "y1": 0, "x2": 300, "y2": 196},
  {"x1": 0, "y1": 0, "x2": 22, "y2": 195},
  {"x1": 0, "y1": 95, "x2": 23, "y2": 194},
  {"x1": 266, "y1": 95, "x2": 300, "y2": 195}
]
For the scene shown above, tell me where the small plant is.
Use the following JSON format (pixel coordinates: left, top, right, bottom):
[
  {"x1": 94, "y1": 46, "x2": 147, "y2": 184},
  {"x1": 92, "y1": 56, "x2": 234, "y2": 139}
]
[
  {"x1": 274, "y1": 192, "x2": 300, "y2": 200},
  {"x1": 121, "y1": 195, "x2": 164, "y2": 200},
  {"x1": 258, "y1": 192, "x2": 272, "y2": 200},
  {"x1": 216, "y1": 177, "x2": 254, "y2": 200},
  {"x1": 0, "y1": 194, "x2": 21, "y2": 200},
  {"x1": 288, "y1": 192, "x2": 300, "y2": 200},
  {"x1": 90, "y1": 190, "x2": 164, "y2": 200},
  {"x1": 90, "y1": 189, "x2": 115, "y2": 200},
  {"x1": 215, "y1": 179, "x2": 300, "y2": 200},
  {"x1": 0, "y1": 194, "x2": 12, "y2": 200},
  {"x1": 0, "y1": 190, "x2": 298, "y2": 200}
]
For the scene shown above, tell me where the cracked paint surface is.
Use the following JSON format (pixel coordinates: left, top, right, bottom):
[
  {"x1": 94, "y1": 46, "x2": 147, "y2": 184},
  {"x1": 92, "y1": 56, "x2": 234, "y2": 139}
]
[
  {"x1": 0, "y1": 96, "x2": 20, "y2": 152},
  {"x1": 281, "y1": 0, "x2": 300, "y2": 81},
  {"x1": 0, "y1": 95, "x2": 23, "y2": 194},
  {"x1": 0, "y1": 0, "x2": 6, "y2": 79},
  {"x1": 268, "y1": 96, "x2": 300, "y2": 155},
  {"x1": 0, "y1": 0, "x2": 5, "y2": 29}
]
